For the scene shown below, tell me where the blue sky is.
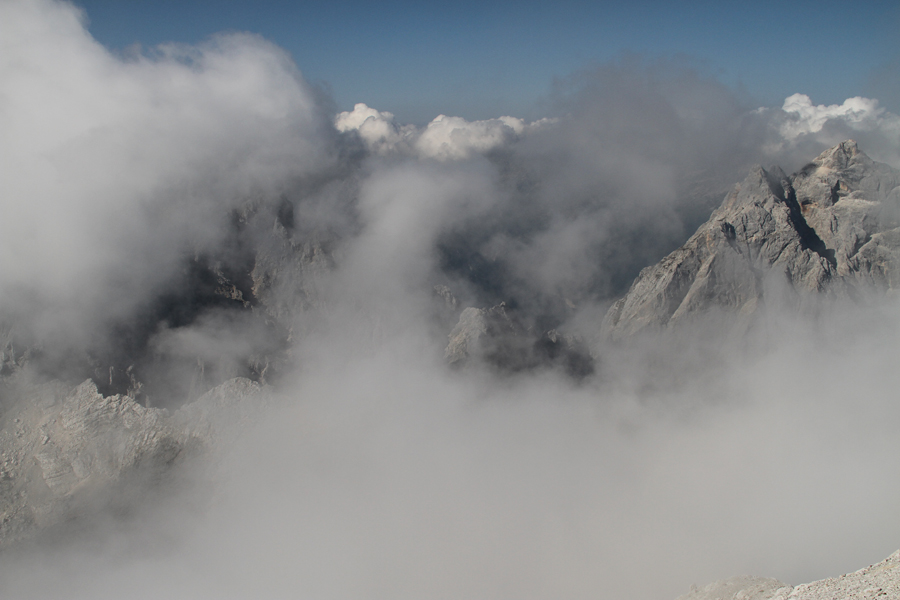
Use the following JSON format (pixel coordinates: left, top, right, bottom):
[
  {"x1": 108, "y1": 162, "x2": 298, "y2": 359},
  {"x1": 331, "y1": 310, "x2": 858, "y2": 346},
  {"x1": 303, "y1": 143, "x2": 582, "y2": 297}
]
[{"x1": 75, "y1": 0, "x2": 900, "y2": 124}]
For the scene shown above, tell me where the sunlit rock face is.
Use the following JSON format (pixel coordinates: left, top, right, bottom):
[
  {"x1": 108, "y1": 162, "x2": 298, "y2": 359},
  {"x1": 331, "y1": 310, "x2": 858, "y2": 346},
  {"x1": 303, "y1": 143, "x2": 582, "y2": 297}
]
[{"x1": 603, "y1": 141, "x2": 900, "y2": 338}]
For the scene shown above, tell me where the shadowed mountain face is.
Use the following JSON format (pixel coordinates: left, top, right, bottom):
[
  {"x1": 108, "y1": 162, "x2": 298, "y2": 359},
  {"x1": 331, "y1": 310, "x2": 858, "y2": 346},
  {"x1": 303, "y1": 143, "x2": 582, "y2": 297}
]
[{"x1": 603, "y1": 141, "x2": 900, "y2": 338}]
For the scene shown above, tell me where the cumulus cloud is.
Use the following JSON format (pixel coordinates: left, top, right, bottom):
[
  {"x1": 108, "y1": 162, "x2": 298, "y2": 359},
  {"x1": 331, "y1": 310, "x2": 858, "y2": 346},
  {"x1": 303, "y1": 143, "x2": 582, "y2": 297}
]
[
  {"x1": 334, "y1": 102, "x2": 416, "y2": 154},
  {"x1": 757, "y1": 94, "x2": 900, "y2": 169},
  {"x1": 335, "y1": 103, "x2": 553, "y2": 160},
  {"x1": 414, "y1": 114, "x2": 552, "y2": 160},
  {"x1": 779, "y1": 94, "x2": 887, "y2": 137}
]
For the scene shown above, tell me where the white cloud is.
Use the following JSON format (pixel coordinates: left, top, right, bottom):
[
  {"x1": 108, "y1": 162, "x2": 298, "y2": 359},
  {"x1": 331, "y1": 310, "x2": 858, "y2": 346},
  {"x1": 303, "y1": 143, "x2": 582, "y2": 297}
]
[
  {"x1": 757, "y1": 94, "x2": 900, "y2": 169},
  {"x1": 779, "y1": 93, "x2": 893, "y2": 139},
  {"x1": 0, "y1": 0, "x2": 335, "y2": 337},
  {"x1": 335, "y1": 104, "x2": 554, "y2": 160},
  {"x1": 415, "y1": 114, "x2": 527, "y2": 160},
  {"x1": 334, "y1": 103, "x2": 416, "y2": 154}
]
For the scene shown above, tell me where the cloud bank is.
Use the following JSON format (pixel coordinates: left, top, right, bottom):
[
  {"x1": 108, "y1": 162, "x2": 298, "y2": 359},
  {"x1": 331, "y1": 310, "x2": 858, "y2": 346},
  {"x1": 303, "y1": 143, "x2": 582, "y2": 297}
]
[{"x1": 0, "y1": 2, "x2": 899, "y2": 600}]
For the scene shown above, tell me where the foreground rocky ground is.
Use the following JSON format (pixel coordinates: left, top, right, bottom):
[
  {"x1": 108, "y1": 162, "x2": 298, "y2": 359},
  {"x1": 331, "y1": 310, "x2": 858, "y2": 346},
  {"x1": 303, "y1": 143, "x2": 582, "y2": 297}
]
[{"x1": 677, "y1": 550, "x2": 900, "y2": 600}]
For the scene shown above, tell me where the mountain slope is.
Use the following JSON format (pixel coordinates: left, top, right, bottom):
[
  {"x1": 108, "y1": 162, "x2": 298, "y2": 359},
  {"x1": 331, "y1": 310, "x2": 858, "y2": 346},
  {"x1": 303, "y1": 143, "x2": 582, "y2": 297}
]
[{"x1": 603, "y1": 141, "x2": 900, "y2": 337}]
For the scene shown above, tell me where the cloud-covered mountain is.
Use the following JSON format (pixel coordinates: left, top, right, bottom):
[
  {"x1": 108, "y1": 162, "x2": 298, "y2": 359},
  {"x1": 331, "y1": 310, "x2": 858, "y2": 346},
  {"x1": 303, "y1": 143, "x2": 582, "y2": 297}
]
[{"x1": 2, "y1": 1, "x2": 900, "y2": 599}]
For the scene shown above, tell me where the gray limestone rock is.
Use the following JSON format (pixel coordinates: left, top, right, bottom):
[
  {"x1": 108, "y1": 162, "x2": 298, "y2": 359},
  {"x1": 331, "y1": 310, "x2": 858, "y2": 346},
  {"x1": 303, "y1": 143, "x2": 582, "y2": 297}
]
[
  {"x1": 604, "y1": 141, "x2": 900, "y2": 338},
  {"x1": 676, "y1": 550, "x2": 900, "y2": 600},
  {"x1": 0, "y1": 376, "x2": 265, "y2": 548},
  {"x1": 445, "y1": 304, "x2": 517, "y2": 367}
]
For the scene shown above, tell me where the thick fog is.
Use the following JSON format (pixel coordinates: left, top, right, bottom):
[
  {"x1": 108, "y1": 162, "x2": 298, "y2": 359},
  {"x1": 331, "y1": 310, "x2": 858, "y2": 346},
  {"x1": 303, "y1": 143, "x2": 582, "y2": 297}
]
[{"x1": 1, "y1": 1, "x2": 900, "y2": 599}]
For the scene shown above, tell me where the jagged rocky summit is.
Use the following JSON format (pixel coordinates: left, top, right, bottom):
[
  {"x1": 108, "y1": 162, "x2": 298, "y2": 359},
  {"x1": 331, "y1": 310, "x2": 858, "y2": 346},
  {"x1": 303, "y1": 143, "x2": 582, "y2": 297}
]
[
  {"x1": 604, "y1": 141, "x2": 900, "y2": 337},
  {"x1": 676, "y1": 550, "x2": 900, "y2": 600}
]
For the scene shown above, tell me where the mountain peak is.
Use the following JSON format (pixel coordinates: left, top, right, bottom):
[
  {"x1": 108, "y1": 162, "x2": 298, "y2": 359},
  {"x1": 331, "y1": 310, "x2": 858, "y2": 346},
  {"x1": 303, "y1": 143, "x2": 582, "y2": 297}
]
[
  {"x1": 812, "y1": 139, "x2": 860, "y2": 171},
  {"x1": 603, "y1": 142, "x2": 900, "y2": 338}
]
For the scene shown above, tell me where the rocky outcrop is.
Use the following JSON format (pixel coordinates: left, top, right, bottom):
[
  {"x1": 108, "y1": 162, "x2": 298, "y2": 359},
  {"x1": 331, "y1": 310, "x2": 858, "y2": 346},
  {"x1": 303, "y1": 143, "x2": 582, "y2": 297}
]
[
  {"x1": 676, "y1": 549, "x2": 900, "y2": 600},
  {"x1": 604, "y1": 141, "x2": 900, "y2": 337},
  {"x1": 0, "y1": 376, "x2": 265, "y2": 547},
  {"x1": 445, "y1": 302, "x2": 594, "y2": 377},
  {"x1": 445, "y1": 303, "x2": 519, "y2": 366}
]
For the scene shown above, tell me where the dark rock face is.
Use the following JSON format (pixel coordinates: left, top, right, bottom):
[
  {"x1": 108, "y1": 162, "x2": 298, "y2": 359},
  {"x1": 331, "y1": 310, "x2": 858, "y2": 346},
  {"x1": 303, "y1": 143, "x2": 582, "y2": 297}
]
[{"x1": 603, "y1": 141, "x2": 900, "y2": 337}]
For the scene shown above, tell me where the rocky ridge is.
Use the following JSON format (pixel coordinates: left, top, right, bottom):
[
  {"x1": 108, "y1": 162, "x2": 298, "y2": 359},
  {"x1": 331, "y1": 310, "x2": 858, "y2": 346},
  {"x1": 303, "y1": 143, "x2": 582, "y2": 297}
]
[{"x1": 604, "y1": 141, "x2": 900, "y2": 337}]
